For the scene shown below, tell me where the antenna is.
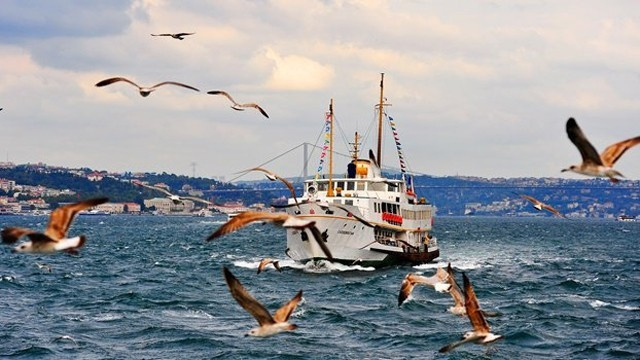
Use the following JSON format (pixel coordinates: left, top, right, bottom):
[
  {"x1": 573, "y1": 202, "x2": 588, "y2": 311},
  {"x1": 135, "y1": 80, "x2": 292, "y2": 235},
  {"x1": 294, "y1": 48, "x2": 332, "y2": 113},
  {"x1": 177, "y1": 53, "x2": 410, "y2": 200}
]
[{"x1": 190, "y1": 162, "x2": 197, "y2": 178}]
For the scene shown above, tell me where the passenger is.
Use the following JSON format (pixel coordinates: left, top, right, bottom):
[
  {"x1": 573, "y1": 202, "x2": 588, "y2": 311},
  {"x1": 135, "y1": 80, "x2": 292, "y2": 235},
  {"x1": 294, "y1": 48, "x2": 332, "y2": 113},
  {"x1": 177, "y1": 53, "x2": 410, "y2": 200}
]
[{"x1": 347, "y1": 161, "x2": 356, "y2": 178}]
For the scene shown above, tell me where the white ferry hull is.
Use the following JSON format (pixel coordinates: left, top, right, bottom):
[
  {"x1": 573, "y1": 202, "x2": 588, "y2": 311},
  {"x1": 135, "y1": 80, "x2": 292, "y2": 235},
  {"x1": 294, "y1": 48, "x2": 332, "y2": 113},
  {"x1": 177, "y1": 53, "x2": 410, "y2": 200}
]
[{"x1": 285, "y1": 202, "x2": 439, "y2": 268}]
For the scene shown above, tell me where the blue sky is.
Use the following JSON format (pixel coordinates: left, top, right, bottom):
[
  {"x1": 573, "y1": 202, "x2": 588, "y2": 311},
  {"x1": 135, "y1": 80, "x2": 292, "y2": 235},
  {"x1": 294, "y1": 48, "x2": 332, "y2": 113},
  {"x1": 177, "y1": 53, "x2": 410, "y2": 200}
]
[{"x1": 1, "y1": 0, "x2": 639, "y2": 181}]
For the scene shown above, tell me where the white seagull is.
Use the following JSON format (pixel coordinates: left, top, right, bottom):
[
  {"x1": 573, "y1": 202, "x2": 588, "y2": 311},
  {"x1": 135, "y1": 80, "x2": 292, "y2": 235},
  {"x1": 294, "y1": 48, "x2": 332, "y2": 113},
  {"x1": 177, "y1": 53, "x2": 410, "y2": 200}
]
[
  {"x1": 206, "y1": 211, "x2": 333, "y2": 260},
  {"x1": 397, "y1": 266, "x2": 451, "y2": 306},
  {"x1": 207, "y1": 90, "x2": 269, "y2": 118},
  {"x1": 242, "y1": 167, "x2": 299, "y2": 207},
  {"x1": 95, "y1": 77, "x2": 200, "y2": 97},
  {"x1": 563, "y1": 117, "x2": 640, "y2": 182},
  {"x1": 1, "y1": 197, "x2": 109, "y2": 254},
  {"x1": 223, "y1": 266, "x2": 302, "y2": 337},
  {"x1": 439, "y1": 273, "x2": 503, "y2": 353},
  {"x1": 150, "y1": 32, "x2": 195, "y2": 40},
  {"x1": 257, "y1": 258, "x2": 282, "y2": 274},
  {"x1": 515, "y1": 193, "x2": 566, "y2": 218},
  {"x1": 133, "y1": 181, "x2": 211, "y2": 206}
]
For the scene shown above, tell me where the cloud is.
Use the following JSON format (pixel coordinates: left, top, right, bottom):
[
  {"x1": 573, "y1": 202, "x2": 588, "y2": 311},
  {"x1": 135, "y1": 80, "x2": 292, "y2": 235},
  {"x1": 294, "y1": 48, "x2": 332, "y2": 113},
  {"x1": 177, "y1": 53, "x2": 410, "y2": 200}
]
[{"x1": 261, "y1": 47, "x2": 334, "y2": 90}]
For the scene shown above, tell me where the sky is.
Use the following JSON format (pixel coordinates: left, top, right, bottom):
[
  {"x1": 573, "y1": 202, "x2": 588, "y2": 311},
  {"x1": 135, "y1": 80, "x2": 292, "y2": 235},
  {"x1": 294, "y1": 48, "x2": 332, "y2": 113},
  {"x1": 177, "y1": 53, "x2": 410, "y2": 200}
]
[{"x1": 1, "y1": 0, "x2": 639, "y2": 182}]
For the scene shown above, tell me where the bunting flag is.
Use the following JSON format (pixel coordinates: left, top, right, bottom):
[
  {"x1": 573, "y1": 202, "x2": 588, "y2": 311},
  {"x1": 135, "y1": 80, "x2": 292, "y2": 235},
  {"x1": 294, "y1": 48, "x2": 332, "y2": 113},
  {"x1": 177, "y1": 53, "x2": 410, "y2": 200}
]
[
  {"x1": 315, "y1": 112, "x2": 332, "y2": 180},
  {"x1": 387, "y1": 115, "x2": 406, "y2": 173}
]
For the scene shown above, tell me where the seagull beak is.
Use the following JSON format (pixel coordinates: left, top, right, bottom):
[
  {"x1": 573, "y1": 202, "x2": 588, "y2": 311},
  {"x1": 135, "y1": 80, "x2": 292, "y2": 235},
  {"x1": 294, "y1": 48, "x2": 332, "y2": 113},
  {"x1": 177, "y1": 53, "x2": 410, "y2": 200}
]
[{"x1": 560, "y1": 168, "x2": 569, "y2": 172}]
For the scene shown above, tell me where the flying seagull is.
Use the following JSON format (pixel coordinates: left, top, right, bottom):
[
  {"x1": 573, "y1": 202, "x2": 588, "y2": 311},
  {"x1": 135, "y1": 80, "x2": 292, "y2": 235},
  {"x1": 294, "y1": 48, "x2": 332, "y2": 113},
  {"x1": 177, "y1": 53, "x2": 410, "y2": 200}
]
[
  {"x1": 241, "y1": 167, "x2": 299, "y2": 207},
  {"x1": 95, "y1": 77, "x2": 200, "y2": 97},
  {"x1": 439, "y1": 273, "x2": 503, "y2": 353},
  {"x1": 207, "y1": 90, "x2": 269, "y2": 118},
  {"x1": 133, "y1": 181, "x2": 211, "y2": 206},
  {"x1": 257, "y1": 258, "x2": 282, "y2": 274},
  {"x1": 150, "y1": 32, "x2": 195, "y2": 40},
  {"x1": 398, "y1": 266, "x2": 451, "y2": 306},
  {"x1": 223, "y1": 266, "x2": 302, "y2": 337},
  {"x1": 515, "y1": 193, "x2": 566, "y2": 218},
  {"x1": 444, "y1": 263, "x2": 466, "y2": 315},
  {"x1": 206, "y1": 211, "x2": 333, "y2": 260},
  {"x1": 1, "y1": 197, "x2": 109, "y2": 254},
  {"x1": 563, "y1": 117, "x2": 640, "y2": 183}
]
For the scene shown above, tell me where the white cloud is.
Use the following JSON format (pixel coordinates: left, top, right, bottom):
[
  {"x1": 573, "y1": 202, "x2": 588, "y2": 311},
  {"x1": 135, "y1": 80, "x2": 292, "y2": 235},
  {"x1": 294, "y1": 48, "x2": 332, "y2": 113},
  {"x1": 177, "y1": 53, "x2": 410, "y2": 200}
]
[{"x1": 261, "y1": 48, "x2": 334, "y2": 91}]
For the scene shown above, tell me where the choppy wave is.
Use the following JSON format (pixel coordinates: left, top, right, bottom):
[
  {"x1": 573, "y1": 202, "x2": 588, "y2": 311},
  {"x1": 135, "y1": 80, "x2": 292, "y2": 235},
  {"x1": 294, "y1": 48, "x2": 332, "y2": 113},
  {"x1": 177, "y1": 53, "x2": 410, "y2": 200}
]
[{"x1": 1, "y1": 216, "x2": 638, "y2": 359}]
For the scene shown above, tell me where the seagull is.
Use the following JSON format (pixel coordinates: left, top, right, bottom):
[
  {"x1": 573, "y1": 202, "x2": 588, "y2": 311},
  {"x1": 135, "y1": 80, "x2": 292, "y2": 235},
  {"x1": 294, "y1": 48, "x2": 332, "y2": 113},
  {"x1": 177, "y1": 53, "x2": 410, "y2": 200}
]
[
  {"x1": 36, "y1": 263, "x2": 52, "y2": 273},
  {"x1": 563, "y1": 117, "x2": 640, "y2": 183},
  {"x1": 257, "y1": 258, "x2": 282, "y2": 274},
  {"x1": 243, "y1": 167, "x2": 299, "y2": 207},
  {"x1": 398, "y1": 266, "x2": 451, "y2": 306},
  {"x1": 95, "y1": 77, "x2": 200, "y2": 97},
  {"x1": 207, "y1": 90, "x2": 269, "y2": 118},
  {"x1": 439, "y1": 273, "x2": 503, "y2": 353},
  {"x1": 1, "y1": 197, "x2": 109, "y2": 254},
  {"x1": 133, "y1": 181, "x2": 211, "y2": 206},
  {"x1": 223, "y1": 266, "x2": 302, "y2": 337},
  {"x1": 442, "y1": 263, "x2": 466, "y2": 315},
  {"x1": 150, "y1": 32, "x2": 195, "y2": 40},
  {"x1": 515, "y1": 193, "x2": 566, "y2": 218},
  {"x1": 206, "y1": 211, "x2": 333, "y2": 260}
]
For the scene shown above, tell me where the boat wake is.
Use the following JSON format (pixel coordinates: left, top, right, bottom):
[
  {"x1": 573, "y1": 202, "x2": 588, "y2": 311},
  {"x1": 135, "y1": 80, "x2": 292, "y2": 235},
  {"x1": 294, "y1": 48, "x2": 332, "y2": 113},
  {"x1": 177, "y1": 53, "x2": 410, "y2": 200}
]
[{"x1": 231, "y1": 259, "x2": 375, "y2": 273}]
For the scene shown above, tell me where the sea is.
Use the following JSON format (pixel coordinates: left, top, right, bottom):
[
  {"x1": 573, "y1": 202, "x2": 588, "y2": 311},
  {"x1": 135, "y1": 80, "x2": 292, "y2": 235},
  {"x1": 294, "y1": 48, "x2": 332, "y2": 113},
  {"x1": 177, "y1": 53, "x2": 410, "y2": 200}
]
[{"x1": 1, "y1": 215, "x2": 638, "y2": 359}]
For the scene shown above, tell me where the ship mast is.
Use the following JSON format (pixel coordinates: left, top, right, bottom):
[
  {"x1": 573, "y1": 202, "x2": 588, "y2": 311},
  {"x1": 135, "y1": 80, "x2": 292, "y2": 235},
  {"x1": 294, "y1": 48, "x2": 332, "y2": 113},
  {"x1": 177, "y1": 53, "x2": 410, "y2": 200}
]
[
  {"x1": 376, "y1": 73, "x2": 385, "y2": 168},
  {"x1": 327, "y1": 99, "x2": 335, "y2": 197}
]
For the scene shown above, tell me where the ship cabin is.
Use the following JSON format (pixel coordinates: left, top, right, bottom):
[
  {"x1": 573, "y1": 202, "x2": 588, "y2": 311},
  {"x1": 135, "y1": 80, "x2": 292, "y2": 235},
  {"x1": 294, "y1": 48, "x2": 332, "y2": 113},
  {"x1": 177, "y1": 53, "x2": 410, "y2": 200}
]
[{"x1": 300, "y1": 157, "x2": 434, "y2": 236}]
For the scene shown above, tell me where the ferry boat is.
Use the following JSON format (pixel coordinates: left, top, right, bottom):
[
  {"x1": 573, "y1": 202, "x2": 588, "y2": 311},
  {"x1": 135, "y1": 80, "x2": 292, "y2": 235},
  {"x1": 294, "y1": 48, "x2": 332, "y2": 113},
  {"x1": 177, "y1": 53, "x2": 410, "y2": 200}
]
[{"x1": 284, "y1": 74, "x2": 439, "y2": 268}]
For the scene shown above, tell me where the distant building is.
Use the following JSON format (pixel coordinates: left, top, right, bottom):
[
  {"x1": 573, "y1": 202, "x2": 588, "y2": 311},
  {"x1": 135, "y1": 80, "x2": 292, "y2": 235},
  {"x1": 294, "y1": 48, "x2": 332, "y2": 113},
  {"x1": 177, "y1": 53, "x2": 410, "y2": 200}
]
[
  {"x1": 123, "y1": 202, "x2": 141, "y2": 213},
  {"x1": 144, "y1": 198, "x2": 194, "y2": 213},
  {"x1": 96, "y1": 203, "x2": 125, "y2": 214},
  {"x1": 0, "y1": 178, "x2": 16, "y2": 192}
]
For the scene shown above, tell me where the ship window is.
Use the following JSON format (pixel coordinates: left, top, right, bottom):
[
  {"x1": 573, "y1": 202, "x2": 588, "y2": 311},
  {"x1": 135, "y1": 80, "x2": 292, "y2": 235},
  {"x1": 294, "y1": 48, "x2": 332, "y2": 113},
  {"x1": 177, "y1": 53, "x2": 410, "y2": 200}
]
[
  {"x1": 356, "y1": 181, "x2": 365, "y2": 191},
  {"x1": 346, "y1": 181, "x2": 355, "y2": 190},
  {"x1": 334, "y1": 181, "x2": 344, "y2": 191},
  {"x1": 317, "y1": 182, "x2": 327, "y2": 191},
  {"x1": 382, "y1": 203, "x2": 387, "y2": 212},
  {"x1": 370, "y1": 182, "x2": 386, "y2": 191},
  {"x1": 345, "y1": 200, "x2": 353, "y2": 206}
]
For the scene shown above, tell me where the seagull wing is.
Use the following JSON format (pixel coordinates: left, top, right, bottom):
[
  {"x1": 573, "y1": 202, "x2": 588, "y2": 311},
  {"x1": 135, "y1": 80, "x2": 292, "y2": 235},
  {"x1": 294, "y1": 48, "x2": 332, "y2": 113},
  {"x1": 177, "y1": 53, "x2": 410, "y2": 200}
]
[
  {"x1": 446, "y1": 264, "x2": 465, "y2": 308},
  {"x1": 223, "y1": 267, "x2": 275, "y2": 326},
  {"x1": 151, "y1": 81, "x2": 200, "y2": 92},
  {"x1": 182, "y1": 196, "x2": 212, "y2": 205},
  {"x1": 44, "y1": 197, "x2": 109, "y2": 240},
  {"x1": 249, "y1": 167, "x2": 299, "y2": 207},
  {"x1": 542, "y1": 203, "x2": 565, "y2": 218},
  {"x1": 566, "y1": 118, "x2": 603, "y2": 166},
  {"x1": 398, "y1": 273, "x2": 417, "y2": 306},
  {"x1": 324, "y1": 203, "x2": 374, "y2": 228},
  {"x1": 463, "y1": 273, "x2": 491, "y2": 333},
  {"x1": 438, "y1": 334, "x2": 484, "y2": 353},
  {"x1": 95, "y1": 77, "x2": 141, "y2": 90},
  {"x1": 307, "y1": 225, "x2": 334, "y2": 260},
  {"x1": 257, "y1": 258, "x2": 271, "y2": 274},
  {"x1": 151, "y1": 33, "x2": 172, "y2": 36},
  {"x1": 134, "y1": 182, "x2": 174, "y2": 197},
  {"x1": 207, "y1": 90, "x2": 240, "y2": 107},
  {"x1": 240, "y1": 103, "x2": 269, "y2": 118},
  {"x1": 1, "y1": 227, "x2": 35, "y2": 244},
  {"x1": 519, "y1": 194, "x2": 541, "y2": 206},
  {"x1": 272, "y1": 290, "x2": 302, "y2": 323},
  {"x1": 207, "y1": 212, "x2": 289, "y2": 241},
  {"x1": 599, "y1": 136, "x2": 640, "y2": 167},
  {"x1": 175, "y1": 32, "x2": 195, "y2": 36}
]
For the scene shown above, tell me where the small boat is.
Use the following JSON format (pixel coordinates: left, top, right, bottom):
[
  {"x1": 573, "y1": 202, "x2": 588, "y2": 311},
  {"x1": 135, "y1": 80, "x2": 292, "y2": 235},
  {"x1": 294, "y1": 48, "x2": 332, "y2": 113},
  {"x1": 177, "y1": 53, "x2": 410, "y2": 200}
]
[
  {"x1": 616, "y1": 215, "x2": 637, "y2": 222},
  {"x1": 284, "y1": 74, "x2": 439, "y2": 268}
]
